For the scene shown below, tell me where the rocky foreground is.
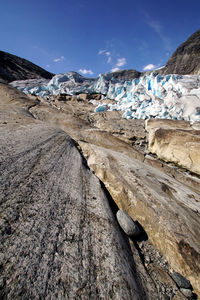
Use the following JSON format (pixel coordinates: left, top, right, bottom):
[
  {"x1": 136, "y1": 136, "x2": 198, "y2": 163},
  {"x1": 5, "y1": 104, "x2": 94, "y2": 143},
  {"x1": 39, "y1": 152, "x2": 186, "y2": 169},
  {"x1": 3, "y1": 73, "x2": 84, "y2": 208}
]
[{"x1": 0, "y1": 84, "x2": 200, "y2": 299}]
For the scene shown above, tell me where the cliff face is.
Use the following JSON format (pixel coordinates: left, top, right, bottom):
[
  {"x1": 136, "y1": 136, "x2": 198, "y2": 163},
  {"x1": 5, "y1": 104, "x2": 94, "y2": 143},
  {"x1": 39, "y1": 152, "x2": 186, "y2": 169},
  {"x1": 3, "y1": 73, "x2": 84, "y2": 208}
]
[
  {"x1": 161, "y1": 29, "x2": 200, "y2": 75},
  {"x1": 0, "y1": 50, "x2": 54, "y2": 82}
]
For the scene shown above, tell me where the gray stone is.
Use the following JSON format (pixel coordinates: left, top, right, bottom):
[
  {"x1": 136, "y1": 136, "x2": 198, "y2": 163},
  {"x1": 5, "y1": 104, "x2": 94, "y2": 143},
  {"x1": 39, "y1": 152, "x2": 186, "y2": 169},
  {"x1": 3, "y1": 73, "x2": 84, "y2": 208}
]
[
  {"x1": 171, "y1": 272, "x2": 192, "y2": 289},
  {"x1": 180, "y1": 288, "x2": 193, "y2": 299},
  {"x1": 116, "y1": 210, "x2": 140, "y2": 237}
]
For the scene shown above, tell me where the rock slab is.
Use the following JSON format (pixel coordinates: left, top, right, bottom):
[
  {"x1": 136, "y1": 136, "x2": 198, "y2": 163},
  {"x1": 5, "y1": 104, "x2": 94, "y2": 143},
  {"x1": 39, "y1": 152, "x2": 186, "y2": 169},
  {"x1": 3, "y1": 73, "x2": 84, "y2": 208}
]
[
  {"x1": 27, "y1": 90, "x2": 200, "y2": 298},
  {"x1": 0, "y1": 83, "x2": 157, "y2": 299},
  {"x1": 146, "y1": 118, "x2": 200, "y2": 175}
]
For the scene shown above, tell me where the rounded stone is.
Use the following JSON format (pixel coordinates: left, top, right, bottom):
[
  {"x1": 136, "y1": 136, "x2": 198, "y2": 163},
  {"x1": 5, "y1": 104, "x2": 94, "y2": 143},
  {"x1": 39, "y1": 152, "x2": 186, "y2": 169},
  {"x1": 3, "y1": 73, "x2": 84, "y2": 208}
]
[
  {"x1": 180, "y1": 288, "x2": 193, "y2": 299},
  {"x1": 116, "y1": 210, "x2": 140, "y2": 237}
]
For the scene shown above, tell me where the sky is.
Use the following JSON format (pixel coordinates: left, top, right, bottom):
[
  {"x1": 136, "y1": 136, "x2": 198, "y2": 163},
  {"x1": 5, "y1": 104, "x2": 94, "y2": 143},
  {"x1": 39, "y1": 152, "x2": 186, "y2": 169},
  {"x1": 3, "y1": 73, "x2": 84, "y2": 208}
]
[{"x1": 0, "y1": 0, "x2": 200, "y2": 77}]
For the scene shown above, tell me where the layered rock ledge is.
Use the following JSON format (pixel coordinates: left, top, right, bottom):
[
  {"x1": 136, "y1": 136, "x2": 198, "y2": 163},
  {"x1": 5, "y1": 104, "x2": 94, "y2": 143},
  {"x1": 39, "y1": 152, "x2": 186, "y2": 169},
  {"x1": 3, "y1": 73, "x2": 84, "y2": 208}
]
[{"x1": 146, "y1": 118, "x2": 200, "y2": 175}]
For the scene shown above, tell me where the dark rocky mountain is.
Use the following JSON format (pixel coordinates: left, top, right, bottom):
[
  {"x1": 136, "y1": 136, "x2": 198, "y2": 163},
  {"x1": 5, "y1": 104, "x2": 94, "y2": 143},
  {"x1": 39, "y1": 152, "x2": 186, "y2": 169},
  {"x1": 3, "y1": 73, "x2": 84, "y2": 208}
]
[
  {"x1": 0, "y1": 50, "x2": 54, "y2": 83},
  {"x1": 160, "y1": 29, "x2": 200, "y2": 75},
  {"x1": 109, "y1": 69, "x2": 142, "y2": 81}
]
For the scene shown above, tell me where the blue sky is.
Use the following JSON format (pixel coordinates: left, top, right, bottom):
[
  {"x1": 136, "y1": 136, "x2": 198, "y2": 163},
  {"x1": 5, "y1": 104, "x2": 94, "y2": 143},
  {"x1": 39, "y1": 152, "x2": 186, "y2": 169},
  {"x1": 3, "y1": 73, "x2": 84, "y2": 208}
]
[{"x1": 1, "y1": 0, "x2": 200, "y2": 76}]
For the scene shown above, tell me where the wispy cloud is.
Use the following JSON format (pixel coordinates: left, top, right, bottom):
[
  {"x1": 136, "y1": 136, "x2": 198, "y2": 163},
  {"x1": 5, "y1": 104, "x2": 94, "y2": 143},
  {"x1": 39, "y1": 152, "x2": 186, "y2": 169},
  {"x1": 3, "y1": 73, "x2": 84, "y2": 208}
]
[
  {"x1": 46, "y1": 64, "x2": 50, "y2": 68},
  {"x1": 116, "y1": 57, "x2": 126, "y2": 67},
  {"x1": 107, "y1": 56, "x2": 111, "y2": 64},
  {"x1": 79, "y1": 69, "x2": 94, "y2": 75},
  {"x1": 99, "y1": 47, "x2": 127, "y2": 72},
  {"x1": 98, "y1": 49, "x2": 106, "y2": 55},
  {"x1": 147, "y1": 20, "x2": 162, "y2": 35},
  {"x1": 53, "y1": 55, "x2": 65, "y2": 63},
  {"x1": 98, "y1": 49, "x2": 112, "y2": 64},
  {"x1": 105, "y1": 51, "x2": 111, "y2": 56},
  {"x1": 143, "y1": 12, "x2": 172, "y2": 51},
  {"x1": 110, "y1": 57, "x2": 127, "y2": 72}
]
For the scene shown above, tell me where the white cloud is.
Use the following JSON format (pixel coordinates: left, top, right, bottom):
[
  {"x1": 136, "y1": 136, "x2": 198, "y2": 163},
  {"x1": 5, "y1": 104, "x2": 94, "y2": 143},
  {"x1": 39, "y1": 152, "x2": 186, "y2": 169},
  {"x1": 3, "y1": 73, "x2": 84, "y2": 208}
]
[
  {"x1": 110, "y1": 57, "x2": 127, "y2": 72},
  {"x1": 143, "y1": 64, "x2": 157, "y2": 71},
  {"x1": 79, "y1": 69, "x2": 94, "y2": 75},
  {"x1": 111, "y1": 67, "x2": 120, "y2": 72},
  {"x1": 53, "y1": 55, "x2": 65, "y2": 63},
  {"x1": 116, "y1": 57, "x2": 126, "y2": 67},
  {"x1": 105, "y1": 51, "x2": 111, "y2": 56},
  {"x1": 46, "y1": 64, "x2": 50, "y2": 68}
]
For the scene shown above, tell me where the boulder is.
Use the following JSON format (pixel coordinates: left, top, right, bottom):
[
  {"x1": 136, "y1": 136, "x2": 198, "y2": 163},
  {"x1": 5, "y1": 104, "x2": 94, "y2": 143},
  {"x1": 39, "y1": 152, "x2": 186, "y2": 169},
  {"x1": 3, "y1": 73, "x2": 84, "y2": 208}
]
[
  {"x1": 145, "y1": 119, "x2": 200, "y2": 175},
  {"x1": 116, "y1": 210, "x2": 140, "y2": 237},
  {"x1": 180, "y1": 288, "x2": 193, "y2": 299},
  {"x1": 55, "y1": 93, "x2": 72, "y2": 102},
  {"x1": 77, "y1": 93, "x2": 102, "y2": 101}
]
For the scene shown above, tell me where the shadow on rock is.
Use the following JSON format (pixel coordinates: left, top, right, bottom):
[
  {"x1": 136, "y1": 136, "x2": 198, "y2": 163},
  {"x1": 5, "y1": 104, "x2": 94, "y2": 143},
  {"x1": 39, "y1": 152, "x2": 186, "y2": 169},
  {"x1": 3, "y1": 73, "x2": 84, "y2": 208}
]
[{"x1": 133, "y1": 221, "x2": 148, "y2": 242}]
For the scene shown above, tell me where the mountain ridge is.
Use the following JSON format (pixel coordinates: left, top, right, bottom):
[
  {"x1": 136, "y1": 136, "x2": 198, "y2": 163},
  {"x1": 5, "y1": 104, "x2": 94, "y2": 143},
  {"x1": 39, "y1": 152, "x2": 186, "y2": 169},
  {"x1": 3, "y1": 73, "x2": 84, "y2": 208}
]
[
  {"x1": 159, "y1": 29, "x2": 200, "y2": 75},
  {"x1": 0, "y1": 50, "x2": 54, "y2": 83}
]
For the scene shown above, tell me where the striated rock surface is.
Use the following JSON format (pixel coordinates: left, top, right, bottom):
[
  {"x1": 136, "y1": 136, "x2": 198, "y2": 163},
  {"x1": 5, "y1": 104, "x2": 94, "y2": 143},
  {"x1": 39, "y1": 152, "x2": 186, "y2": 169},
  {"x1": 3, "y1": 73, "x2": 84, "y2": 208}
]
[
  {"x1": 146, "y1": 118, "x2": 200, "y2": 175},
  {"x1": 1, "y1": 84, "x2": 200, "y2": 298},
  {"x1": 0, "y1": 83, "x2": 160, "y2": 299},
  {"x1": 27, "y1": 92, "x2": 200, "y2": 298}
]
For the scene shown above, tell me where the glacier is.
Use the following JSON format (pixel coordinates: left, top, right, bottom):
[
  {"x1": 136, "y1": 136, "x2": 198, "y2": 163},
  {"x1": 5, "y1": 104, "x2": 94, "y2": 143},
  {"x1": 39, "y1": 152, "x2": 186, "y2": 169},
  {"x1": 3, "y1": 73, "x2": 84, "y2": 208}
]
[{"x1": 10, "y1": 71, "x2": 200, "y2": 123}]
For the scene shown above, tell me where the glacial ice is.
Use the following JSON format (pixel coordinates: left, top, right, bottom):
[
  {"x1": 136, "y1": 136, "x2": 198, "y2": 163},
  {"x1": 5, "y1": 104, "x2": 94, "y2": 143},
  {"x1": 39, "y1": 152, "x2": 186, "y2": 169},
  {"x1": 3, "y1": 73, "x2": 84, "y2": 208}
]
[
  {"x1": 10, "y1": 71, "x2": 200, "y2": 123},
  {"x1": 95, "y1": 104, "x2": 108, "y2": 113}
]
